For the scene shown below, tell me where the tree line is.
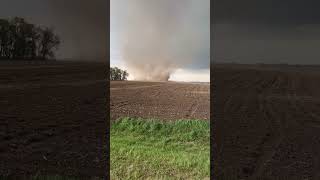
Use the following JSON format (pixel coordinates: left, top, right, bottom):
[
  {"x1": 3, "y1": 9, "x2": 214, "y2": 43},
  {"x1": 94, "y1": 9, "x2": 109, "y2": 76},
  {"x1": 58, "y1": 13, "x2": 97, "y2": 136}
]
[
  {"x1": 110, "y1": 67, "x2": 129, "y2": 81},
  {"x1": 0, "y1": 17, "x2": 60, "y2": 60}
]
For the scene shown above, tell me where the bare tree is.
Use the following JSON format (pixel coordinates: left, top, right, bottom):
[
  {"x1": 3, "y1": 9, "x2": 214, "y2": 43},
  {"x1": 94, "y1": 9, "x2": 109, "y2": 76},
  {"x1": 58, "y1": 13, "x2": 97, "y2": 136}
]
[{"x1": 38, "y1": 27, "x2": 60, "y2": 60}]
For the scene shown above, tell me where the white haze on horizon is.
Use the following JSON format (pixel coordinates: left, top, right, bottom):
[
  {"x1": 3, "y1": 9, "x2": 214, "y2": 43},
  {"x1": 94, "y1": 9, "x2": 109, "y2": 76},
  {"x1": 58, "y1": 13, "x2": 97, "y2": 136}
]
[{"x1": 111, "y1": 61, "x2": 210, "y2": 82}]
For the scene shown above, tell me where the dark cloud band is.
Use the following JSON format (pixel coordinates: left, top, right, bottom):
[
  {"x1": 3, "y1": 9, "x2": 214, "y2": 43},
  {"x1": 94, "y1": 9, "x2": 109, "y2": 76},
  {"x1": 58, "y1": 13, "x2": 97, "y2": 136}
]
[{"x1": 213, "y1": 0, "x2": 320, "y2": 25}]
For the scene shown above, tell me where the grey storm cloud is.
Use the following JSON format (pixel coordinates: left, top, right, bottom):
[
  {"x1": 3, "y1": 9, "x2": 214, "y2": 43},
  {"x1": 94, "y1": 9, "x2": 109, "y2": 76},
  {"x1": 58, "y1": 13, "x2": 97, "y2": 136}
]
[
  {"x1": 0, "y1": 0, "x2": 108, "y2": 61},
  {"x1": 212, "y1": 0, "x2": 320, "y2": 64},
  {"x1": 213, "y1": 0, "x2": 320, "y2": 25}
]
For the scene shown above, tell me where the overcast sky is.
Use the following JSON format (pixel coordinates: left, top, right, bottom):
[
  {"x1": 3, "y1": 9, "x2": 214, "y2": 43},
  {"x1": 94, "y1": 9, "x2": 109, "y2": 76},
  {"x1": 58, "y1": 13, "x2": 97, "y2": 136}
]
[
  {"x1": 2, "y1": 0, "x2": 319, "y2": 66},
  {"x1": 213, "y1": 0, "x2": 320, "y2": 64},
  {"x1": 111, "y1": 0, "x2": 210, "y2": 82},
  {"x1": 0, "y1": 0, "x2": 107, "y2": 61}
]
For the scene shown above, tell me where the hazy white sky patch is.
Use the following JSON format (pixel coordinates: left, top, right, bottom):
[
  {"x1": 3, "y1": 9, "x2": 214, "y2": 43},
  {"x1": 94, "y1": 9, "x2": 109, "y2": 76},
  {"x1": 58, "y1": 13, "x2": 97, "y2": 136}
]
[{"x1": 170, "y1": 69, "x2": 210, "y2": 82}]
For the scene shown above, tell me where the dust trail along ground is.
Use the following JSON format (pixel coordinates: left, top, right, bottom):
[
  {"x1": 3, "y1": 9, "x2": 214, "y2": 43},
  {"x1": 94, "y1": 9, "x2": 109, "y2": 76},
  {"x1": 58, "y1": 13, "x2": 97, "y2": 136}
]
[
  {"x1": 0, "y1": 61, "x2": 107, "y2": 177},
  {"x1": 110, "y1": 81, "x2": 210, "y2": 121},
  {"x1": 213, "y1": 64, "x2": 320, "y2": 179}
]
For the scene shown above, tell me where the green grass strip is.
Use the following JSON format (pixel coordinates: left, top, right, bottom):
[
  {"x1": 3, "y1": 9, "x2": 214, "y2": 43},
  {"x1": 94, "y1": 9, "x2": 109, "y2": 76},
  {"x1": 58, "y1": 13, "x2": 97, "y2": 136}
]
[{"x1": 110, "y1": 117, "x2": 210, "y2": 180}]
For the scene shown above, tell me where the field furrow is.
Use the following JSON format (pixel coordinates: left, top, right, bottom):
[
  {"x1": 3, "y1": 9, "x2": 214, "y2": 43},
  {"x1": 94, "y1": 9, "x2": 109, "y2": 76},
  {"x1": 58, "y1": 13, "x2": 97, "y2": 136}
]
[{"x1": 213, "y1": 64, "x2": 320, "y2": 179}]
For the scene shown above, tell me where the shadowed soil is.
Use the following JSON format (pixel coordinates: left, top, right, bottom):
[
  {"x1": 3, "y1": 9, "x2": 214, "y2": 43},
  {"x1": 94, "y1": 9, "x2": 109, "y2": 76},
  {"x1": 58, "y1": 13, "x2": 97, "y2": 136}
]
[
  {"x1": 0, "y1": 61, "x2": 107, "y2": 178},
  {"x1": 213, "y1": 64, "x2": 320, "y2": 180},
  {"x1": 110, "y1": 81, "x2": 210, "y2": 121}
]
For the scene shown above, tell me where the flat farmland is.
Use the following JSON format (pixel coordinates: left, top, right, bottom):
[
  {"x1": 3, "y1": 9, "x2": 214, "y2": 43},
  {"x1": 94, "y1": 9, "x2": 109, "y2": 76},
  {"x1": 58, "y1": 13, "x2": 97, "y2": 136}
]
[
  {"x1": 0, "y1": 61, "x2": 107, "y2": 178},
  {"x1": 110, "y1": 80, "x2": 210, "y2": 179},
  {"x1": 110, "y1": 81, "x2": 210, "y2": 121},
  {"x1": 213, "y1": 64, "x2": 320, "y2": 179}
]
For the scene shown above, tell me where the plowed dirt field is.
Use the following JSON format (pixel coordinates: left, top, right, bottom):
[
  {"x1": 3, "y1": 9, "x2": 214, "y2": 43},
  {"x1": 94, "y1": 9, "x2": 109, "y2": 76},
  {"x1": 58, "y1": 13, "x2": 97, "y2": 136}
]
[
  {"x1": 0, "y1": 61, "x2": 107, "y2": 178},
  {"x1": 213, "y1": 64, "x2": 320, "y2": 179},
  {"x1": 110, "y1": 81, "x2": 210, "y2": 121}
]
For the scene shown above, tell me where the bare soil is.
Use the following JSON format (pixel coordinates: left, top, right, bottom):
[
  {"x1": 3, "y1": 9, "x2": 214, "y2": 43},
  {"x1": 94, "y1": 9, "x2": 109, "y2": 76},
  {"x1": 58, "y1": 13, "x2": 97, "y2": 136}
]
[
  {"x1": 110, "y1": 81, "x2": 210, "y2": 121},
  {"x1": 0, "y1": 61, "x2": 107, "y2": 178},
  {"x1": 213, "y1": 64, "x2": 320, "y2": 179}
]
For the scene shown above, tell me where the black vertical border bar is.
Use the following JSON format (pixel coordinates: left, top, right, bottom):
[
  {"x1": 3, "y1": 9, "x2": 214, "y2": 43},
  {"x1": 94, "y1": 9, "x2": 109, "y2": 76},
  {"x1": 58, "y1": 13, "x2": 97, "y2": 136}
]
[
  {"x1": 210, "y1": 0, "x2": 215, "y2": 179},
  {"x1": 106, "y1": 0, "x2": 110, "y2": 179}
]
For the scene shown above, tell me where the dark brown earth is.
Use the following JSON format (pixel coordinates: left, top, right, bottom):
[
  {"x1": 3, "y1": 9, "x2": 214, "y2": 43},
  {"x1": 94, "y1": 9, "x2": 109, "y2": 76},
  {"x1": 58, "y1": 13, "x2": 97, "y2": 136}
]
[
  {"x1": 110, "y1": 81, "x2": 210, "y2": 121},
  {"x1": 0, "y1": 61, "x2": 107, "y2": 178},
  {"x1": 213, "y1": 64, "x2": 320, "y2": 180}
]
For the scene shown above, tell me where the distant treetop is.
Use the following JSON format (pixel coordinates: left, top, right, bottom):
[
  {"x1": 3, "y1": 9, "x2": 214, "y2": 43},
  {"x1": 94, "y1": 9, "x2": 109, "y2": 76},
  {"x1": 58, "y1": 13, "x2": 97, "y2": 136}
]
[
  {"x1": 0, "y1": 17, "x2": 60, "y2": 60},
  {"x1": 110, "y1": 67, "x2": 129, "y2": 81}
]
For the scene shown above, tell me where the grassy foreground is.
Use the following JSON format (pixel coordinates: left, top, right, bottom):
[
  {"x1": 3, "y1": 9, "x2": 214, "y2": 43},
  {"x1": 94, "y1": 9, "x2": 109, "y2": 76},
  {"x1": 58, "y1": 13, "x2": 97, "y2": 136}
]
[{"x1": 110, "y1": 117, "x2": 210, "y2": 179}]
